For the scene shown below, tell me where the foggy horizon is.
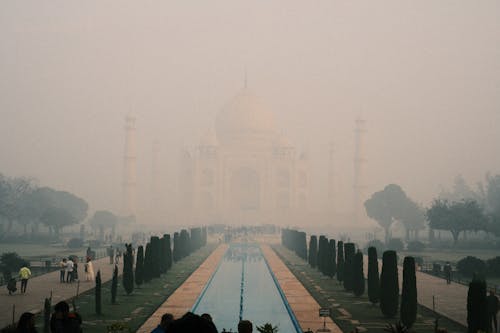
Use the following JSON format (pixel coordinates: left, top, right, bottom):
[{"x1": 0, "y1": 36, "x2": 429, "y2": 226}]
[{"x1": 1, "y1": 1, "x2": 499, "y2": 226}]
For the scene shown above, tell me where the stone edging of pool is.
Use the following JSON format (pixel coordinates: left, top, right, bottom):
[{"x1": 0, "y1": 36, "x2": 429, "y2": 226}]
[
  {"x1": 136, "y1": 244, "x2": 228, "y2": 333},
  {"x1": 260, "y1": 244, "x2": 343, "y2": 333}
]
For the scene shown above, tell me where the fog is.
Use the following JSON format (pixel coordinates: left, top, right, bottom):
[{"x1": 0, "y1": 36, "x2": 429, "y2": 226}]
[{"x1": 1, "y1": 1, "x2": 499, "y2": 227}]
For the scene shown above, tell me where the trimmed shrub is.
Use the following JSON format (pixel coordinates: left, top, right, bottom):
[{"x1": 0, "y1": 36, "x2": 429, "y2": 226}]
[
  {"x1": 457, "y1": 256, "x2": 486, "y2": 278},
  {"x1": 111, "y1": 265, "x2": 118, "y2": 304},
  {"x1": 164, "y1": 234, "x2": 172, "y2": 270},
  {"x1": 151, "y1": 236, "x2": 161, "y2": 278},
  {"x1": 318, "y1": 235, "x2": 329, "y2": 275},
  {"x1": 297, "y1": 231, "x2": 308, "y2": 260},
  {"x1": 467, "y1": 276, "x2": 488, "y2": 333},
  {"x1": 386, "y1": 238, "x2": 404, "y2": 251},
  {"x1": 67, "y1": 238, "x2": 84, "y2": 249},
  {"x1": 95, "y1": 270, "x2": 102, "y2": 315},
  {"x1": 367, "y1": 246, "x2": 380, "y2": 304},
  {"x1": 328, "y1": 239, "x2": 337, "y2": 278},
  {"x1": 173, "y1": 232, "x2": 180, "y2": 262},
  {"x1": 308, "y1": 235, "x2": 318, "y2": 268},
  {"x1": 123, "y1": 244, "x2": 134, "y2": 295},
  {"x1": 44, "y1": 297, "x2": 51, "y2": 333},
  {"x1": 352, "y1": 251, "x2": 365, "y2": 296},
  {"x1": 406, "y1": 241, "x2": 425, "y2": 252},
  {"x1": 143, "y1": 242, "x2": 153, "y2": 283},
  {"x1": 135, "y1": 245, "x2": 144, "y2": 287},
  {"x1": 336, "y1": 241, "x2": 344, "y2": 283},
  {"x1": 380, "y1": 250, "x2": 399, "y2": 318},
  {"x1": 343, "y1": 243, "x2": 355, "y2": 291},
  {"x1": 401, "y1": 257, "x2": 417, "y2": 328}
]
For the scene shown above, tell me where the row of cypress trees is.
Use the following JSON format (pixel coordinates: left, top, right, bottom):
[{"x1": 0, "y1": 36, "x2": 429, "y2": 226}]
[
  {"x1": 284, "y1": 230, "x2": 418, "y2": 328},
  {"x1": 281, "y1": 228, "x2": 307, "y2": 260},
  {"x1": 95, "y1": 226, "x2": 207, "y2": 314}
]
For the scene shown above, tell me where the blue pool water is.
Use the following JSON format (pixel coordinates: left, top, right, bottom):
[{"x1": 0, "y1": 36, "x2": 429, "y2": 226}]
[{"x1": 192, "y1": 243, "x2": 302, "y2": 332}]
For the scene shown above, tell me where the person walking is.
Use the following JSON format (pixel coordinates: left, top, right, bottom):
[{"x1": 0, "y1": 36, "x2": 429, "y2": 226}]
[
  {"x1": 7, "y1": 276, "x2": 17, "y2": 295},
  {"x1": 108, "y1": 246, "x2": 114, "y2": 264},
  {"x1": 65, "y1": 258, "x2": 74, "y2": 283},
  {"x1": 487, "y1": 289, "x2": 499, "y2": 333},
  {"x1": 444, "y1": 262, "x2": 452, "y2": 284},
  {"x1": 84, "y1": 257, "x2": 95, "y2": 282},
  {"x1": 59, "y1": 258, "x2": 67, "y2": 283},
  {"x1": 18, "y1": 265, "x2": 31, "y2": 294}
]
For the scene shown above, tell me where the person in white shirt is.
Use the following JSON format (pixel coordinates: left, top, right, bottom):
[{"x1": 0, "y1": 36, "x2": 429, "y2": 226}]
[{"x1": 65, "y1": 258, "x2": 74, "y2": 283}]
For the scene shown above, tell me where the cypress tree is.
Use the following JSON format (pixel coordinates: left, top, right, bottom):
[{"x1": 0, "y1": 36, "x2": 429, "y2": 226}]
[
  {"x1": 165, "y1": 234, "x2": 172, "y2": 270},
  {"x1": 150, "y1": 236, "x2": 162, "y2": 278},
  {"x1": 159, "y1": 236, "x2": 167, "y2": 274},
  {"x1": 467, "y1": 276, "x2": 488, "y2": 333},
  {"x1": 328, "y1": 239, "x2": 337, "y2": 278},
  {"x1": 173, "y1": 232, "x2": 180, "y2": 262},
  {"x1": 123, "y1": 243, "x2": 134, "y2": 295},
  {"x1": 380, "y1": 250, "x2": 399, "y2": 318},
  {"x1": 336, "y1": 241, "x2": 344, "y2": 283},
  {"x1": 111, "y1": 265, "x2": 118, "y2": 304},
  {"x1": 135, "y1": 245, "x2": 144, "y2": 287},
  {"x1": 308, "y1": 236, "x2": 318, "y2": 268},
  {"x1": 298, "y1": 231, "x2": 308, "y2": 260},
  {"x1": 317, "y1": 236, "x2": 326, "y2": 273},
  {"x1": 367, "y1": 246, "x2": 380, "y2": 304},
  {"x1": 352, "y1": 251, "x2": 365, "y2": 296},
  {"x1": 179, "y1": 229, "x2": 190, "y2": 258},
  {"x1": 401, "y1": 256, "x2": 417, "y2": 328},
  {"x1": 95, "y1": 270, "x2": 102, "y2": 315},
  {"x1": 343, "y1": 243, "x2": 356, "y2": 291},
  {"x1": 201, "y1": 227, "x2": 207, "y2": 246},
  {"x1": 143, "y1": 242, "x2": 153, "y2": 283},
  {"x1": 43, "y1": 297, "x2": 51, "y2": 333}
]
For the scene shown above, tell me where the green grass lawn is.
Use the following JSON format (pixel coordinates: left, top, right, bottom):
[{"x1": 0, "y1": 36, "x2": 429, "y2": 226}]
[
  {"x1": 273, "y1": 245, "x2": 466, "y2": 333},
  {"x1": 34, "y1": 243, "x2": 216, "y2": 333}
]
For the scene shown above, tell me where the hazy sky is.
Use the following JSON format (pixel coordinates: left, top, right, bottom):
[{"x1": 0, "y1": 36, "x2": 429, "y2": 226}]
[{"x1": 1, "y1": 1, "x2": 499, "y2": 222}]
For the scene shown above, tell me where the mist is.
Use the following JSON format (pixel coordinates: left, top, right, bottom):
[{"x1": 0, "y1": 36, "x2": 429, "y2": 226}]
[{"x1": 1, "y1": 1, "x2": 499, "y2": 227}]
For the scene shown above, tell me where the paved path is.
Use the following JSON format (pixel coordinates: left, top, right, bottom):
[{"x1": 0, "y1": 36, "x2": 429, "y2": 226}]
[
  {"x1": 136, "y1": 244, "x2": 228, "y2": 333},
  {"x1": 0, "y1": 256, "x2": 122, "y2": 328},
  {"x1": 363, "y1": 255, "x2": 467, "y2": 326},
  {"x1": 261, "y1": 244, "x2": 342, "y2": 333}
]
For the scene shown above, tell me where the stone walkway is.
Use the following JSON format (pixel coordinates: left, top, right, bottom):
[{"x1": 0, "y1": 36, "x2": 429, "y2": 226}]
[
  {"x1": 0, "y1": 256, "x2": 122, "y2": 328},
  {"x1": 136, "y1": 244, "x2": 228, "y2": 333},
  {"x1": 261, "y1": 244, "x2": 343, "y2": 333},
  {"x1": 362, "y1": 255, "x2": 467, "y2": 326}
]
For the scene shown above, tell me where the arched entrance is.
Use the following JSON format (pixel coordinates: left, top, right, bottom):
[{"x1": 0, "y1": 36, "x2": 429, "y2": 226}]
[{"x1": 230, "y1": 168, "x2": 260, "y2": 210}]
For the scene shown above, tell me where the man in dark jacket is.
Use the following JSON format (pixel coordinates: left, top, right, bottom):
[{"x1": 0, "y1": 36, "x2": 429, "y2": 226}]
[
  {"x1": 50, "y1": 301, "x2": 82, "y2": 333},
  {"x1": 487, "y1": 290, "x2": 499, "y2": 333}
]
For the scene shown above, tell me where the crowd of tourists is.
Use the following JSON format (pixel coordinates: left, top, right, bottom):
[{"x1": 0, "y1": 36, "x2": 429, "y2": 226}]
[
  {"x1": 149, "y1": 312, "x2": 255, "y2": 333},
  {"x1": 57, "y1": 256, "x2": 94, "y2": 284}
]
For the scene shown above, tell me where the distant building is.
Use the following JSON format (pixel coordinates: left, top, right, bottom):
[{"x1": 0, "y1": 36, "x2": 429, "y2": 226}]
[{"x1": 179, "y1": 88, "x2": 309, "y2": 225}]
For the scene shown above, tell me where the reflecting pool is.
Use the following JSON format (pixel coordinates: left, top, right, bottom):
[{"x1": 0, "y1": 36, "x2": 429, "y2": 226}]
[{"x1": 192, "y1": 243, "x2": 302, "y2": 332}]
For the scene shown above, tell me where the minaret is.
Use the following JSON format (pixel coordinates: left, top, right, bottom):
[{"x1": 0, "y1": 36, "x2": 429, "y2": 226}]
[
  {"x1": 327, "y1": 140, "x2": 335, "y2": 213},
  {"x1": 150, "y1": 140, "x2": 160, "y2": 214},
  {"x1": 122, "y1": 115, "x2": 137, "y2": 217},
  {"x1": 353, "y1": 117, "x2": 367, "y2": 224}
]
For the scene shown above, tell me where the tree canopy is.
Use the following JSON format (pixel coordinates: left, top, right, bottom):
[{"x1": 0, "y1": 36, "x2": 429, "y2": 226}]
[
  {"x1": 426, "y1": 199, "x2": 487, "y2": 244},
  {"x1": 364, "y1": 184, "x2": 410, "y2": 242}
]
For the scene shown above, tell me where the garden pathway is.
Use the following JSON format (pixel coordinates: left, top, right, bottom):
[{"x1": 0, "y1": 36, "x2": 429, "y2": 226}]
[
  {"x1": 0, "y1": 256, "x2": 122, "y2": 328},
  {"x1": 261, "y1": 244, "x2": 343, "y2": 333},
  {"x1": 136, "y1": 244, "x2": 228, "y2": 333}
]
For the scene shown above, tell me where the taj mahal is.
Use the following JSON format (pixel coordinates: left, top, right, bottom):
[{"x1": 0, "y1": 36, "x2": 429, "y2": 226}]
[
  {"x1": 178, "y1": 87, "x2": 310, "y2": 225},
  {"x1": 122, "y1": 87, "x2": 367, "y2": 226}
]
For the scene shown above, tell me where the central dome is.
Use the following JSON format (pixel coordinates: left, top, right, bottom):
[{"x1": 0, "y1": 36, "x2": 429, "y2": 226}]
[{"x1": 215, "y1": 88, "x2": 277, "y2": 146}]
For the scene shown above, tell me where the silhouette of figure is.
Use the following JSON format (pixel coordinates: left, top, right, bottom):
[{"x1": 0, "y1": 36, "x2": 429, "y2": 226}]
[
  {"x1": 487, "y1": 290, "x2": 499, "y2": 333},
  {"x1": 17, "y1": 312, "x2": 38, "y2": 333},
  {"x1": 50, "y1": 301, "x2": 82, "y2": 333},
  {"x1": 150, "y1": 313, "x2": 174, "y2": 333},
  {"x1": 238, "y1": 320, "x2": 253, "y2": 333}
]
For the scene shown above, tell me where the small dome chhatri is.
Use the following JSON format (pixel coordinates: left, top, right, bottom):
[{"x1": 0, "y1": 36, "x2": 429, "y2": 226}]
[{"x1": 215, "y1": 88, "x2": 277, "y2": 145}]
